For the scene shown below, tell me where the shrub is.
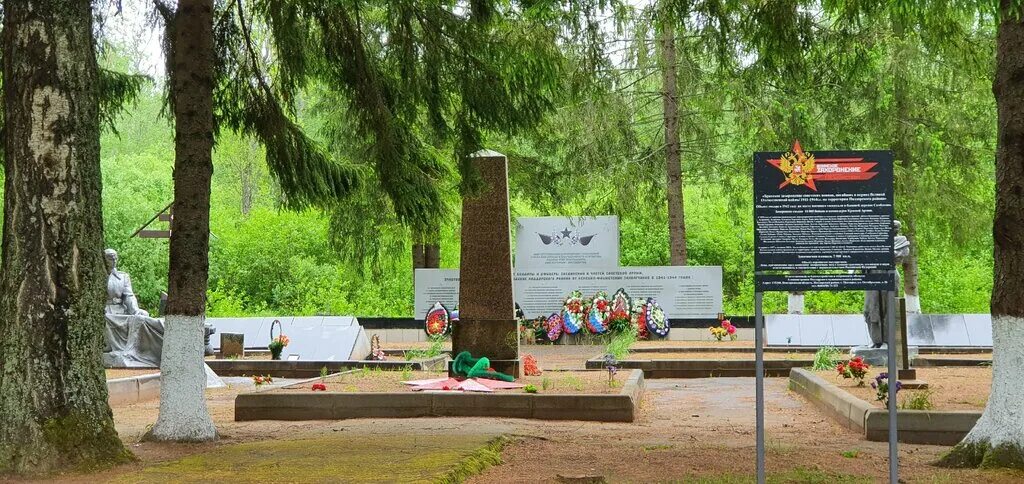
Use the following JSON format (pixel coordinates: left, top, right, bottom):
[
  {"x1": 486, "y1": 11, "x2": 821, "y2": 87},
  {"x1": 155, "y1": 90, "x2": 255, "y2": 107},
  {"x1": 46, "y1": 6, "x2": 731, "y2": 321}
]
[
  {"x1": 812, "y1": 347, "x2": 842, "y2": 371},
  {"x1": 902, "y1": 391, "x2": 934, "y2": 411}
]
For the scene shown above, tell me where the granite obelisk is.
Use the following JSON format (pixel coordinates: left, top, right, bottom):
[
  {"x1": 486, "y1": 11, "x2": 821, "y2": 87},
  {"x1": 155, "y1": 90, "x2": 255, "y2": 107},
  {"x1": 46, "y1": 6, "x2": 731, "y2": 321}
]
[{"x1": 451, "y1": 150, "x2": 520, "y2": 377}]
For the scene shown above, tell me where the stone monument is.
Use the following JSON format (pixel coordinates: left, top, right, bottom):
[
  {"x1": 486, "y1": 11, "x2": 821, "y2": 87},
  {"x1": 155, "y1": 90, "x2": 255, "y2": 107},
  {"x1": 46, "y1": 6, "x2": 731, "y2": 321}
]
[
  {"x1": 451, "y1": 150, "x2": 520, "y2": 377},
  {"x1": 102, "y1": 249, "x2": 216, "y2": 368}
]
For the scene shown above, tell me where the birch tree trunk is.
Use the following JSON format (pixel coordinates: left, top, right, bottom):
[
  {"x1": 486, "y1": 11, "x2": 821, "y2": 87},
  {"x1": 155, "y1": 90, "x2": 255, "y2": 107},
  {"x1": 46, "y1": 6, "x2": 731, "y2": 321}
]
[
  {"x1": 661, "y1": 6, "x2": 686, "y2": 266},
  {"x1": 0, "y1": 0, "x2": 131, "y2": 473},
  {"x1": 939, "y1": 3, "x2": 1024, "y2": 468},
  {"x1": 145, "y1": 0, "x2": 217, "y2": 442}
]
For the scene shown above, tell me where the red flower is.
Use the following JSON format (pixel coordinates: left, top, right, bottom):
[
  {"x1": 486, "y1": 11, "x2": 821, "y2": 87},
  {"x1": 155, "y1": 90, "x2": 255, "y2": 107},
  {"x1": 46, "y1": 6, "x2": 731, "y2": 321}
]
[
  {"x1": 312, "y1": 383, "x2": 327, "y2": 391},
  {"x1": 522, "y1": 354, "x2": 542, "y2": 376},
  {"x1": 597, "y1": 300, "x2": 607, "y2": 311},
  {"x1": 442, "y1": 385, "x2": 451, "y2": 391}
]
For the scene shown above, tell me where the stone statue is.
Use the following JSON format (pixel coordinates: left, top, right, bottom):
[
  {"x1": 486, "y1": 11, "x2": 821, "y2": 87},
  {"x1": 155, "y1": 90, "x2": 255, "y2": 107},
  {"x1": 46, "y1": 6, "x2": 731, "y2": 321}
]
[
  {"x1": 102, "y1": 249, "x2": 166, "y2": 367},
  {"x1": 863, "y1": 220, "x2": 911, "y2": 348},
  {"x1": 102, "y1": 249, "x2": 216, "y2": 368}
]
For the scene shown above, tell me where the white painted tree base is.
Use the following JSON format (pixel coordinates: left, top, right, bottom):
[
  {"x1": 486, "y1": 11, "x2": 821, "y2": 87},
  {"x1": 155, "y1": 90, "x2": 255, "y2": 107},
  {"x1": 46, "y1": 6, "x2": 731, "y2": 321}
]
[
  {"x1": 958, "y1": 316, "x2": 1024, "y2": 448},
  {"x1": 905, "y1": 294, "x2": 922, "y2": 313},
  {"x1": 787, "y1": 294, "x2": 804, "y2": 314},
  {"x1": 147, "y1": 314, "x2": 217, "y2": 442}
]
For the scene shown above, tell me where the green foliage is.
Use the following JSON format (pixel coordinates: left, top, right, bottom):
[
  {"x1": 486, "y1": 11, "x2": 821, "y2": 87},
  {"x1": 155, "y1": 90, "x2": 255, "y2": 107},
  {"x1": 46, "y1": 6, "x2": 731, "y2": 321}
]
[
  {"x1": 523, "y1": 384, "x2": 538, "y2": 394},
  {"x1": 541, "y1": 377, "x2": 553, "y2": 391},
  {"x1": 606, "y1": 327, "x2": 638, "y2": 361},
  {"x1": 902, "y1": 391, "x2": 935, "y2": 411},
  {"x1": 404, "y1": 336, "x2": 446, "y2": 361},
  {"x1": 812, "y1": 347, "x2": 842, "y2": 371},
  {"x1": 2, "y1": 4, "x2": 999, "y2": 320},
  {"x1": 562, "y1": 375, "x2": 585, "y2": 392}
]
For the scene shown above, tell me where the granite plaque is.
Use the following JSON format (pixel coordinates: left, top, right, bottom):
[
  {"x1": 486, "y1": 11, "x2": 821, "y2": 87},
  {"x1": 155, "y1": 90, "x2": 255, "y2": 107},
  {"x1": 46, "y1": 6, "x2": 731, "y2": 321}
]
[
  {"x1": 415, "y1": 266, "x2": 723, "y2": 320},
  {"x1": 514, "y1": 216, "x2": 619, "y2": 269}
]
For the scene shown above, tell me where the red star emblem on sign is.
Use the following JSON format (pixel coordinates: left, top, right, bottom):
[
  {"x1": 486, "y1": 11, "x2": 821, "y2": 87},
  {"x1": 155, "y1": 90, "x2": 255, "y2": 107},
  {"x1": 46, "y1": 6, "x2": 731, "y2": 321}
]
[{"x1": 767, "y1": 140, "x2": 879, "y2": 191}]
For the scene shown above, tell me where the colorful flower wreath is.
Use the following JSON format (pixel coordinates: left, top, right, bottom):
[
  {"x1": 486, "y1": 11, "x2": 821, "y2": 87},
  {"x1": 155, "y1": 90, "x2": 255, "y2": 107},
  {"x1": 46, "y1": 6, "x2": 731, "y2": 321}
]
[
  {"x1": 645, "y1": 298, "x2": 670, "y2": 338},
  {"x1": 424, "y1": 302, "x2": 451, "y2": 337},
  {"x1": 585, "y1": 291, "x2": 611, "y2": 334},
  {"x1": 608, "y1": 289, "x2": 633, "y2": 333},
  {"x1": 562, "y1": 290, "x2": 586, "y2": 334},
  {"x1": 631, "y1": 299, "x2": 650, "y2": 340},
  {"x1": 545, "y1": 313, "x2": 564, "y2": 342}
]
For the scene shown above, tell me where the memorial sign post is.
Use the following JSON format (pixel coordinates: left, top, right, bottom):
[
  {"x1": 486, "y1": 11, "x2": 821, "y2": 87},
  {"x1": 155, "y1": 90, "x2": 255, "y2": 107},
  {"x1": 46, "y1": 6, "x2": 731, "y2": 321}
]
[{"x1": 753, "y1": 142, "x2": 897, "y2": 484}]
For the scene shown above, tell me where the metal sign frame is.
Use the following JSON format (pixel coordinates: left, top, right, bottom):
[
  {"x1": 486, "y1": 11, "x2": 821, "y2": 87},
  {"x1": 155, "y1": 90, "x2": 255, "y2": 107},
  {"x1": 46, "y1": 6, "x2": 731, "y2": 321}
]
[
  {"x1": 752, "y1": 282, "x2": 898, "y2": 484},
  {"x1": 752, "y1": 144, "x2": 899, "y2": 484}
]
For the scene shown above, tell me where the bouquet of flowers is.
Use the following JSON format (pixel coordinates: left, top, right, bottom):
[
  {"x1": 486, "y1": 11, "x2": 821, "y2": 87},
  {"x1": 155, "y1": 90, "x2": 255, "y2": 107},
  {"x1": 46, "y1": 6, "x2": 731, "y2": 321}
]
[
  {"x1": 562, "y1": 290, "x2": 586, "y2": 334},
  {"x1": 722, "y1": 320, "x2": 737, "y2": 340},
  {"x1": 544, "y1": 313, "x2": 564, "y2": 342},
  {"x1": 268, "y1": 334, "x2": 289, "y2": 360},
  {"x1": 522, "y1": 354, "x2": 542, "y2": 376},
  {"x1": 837, "y1": 356, "x2": 870, "y2": 386},
  {"x1": 710, "y1": 320, "x2": 737, "y2": 341},
  {"x1": 425, "y1": 302, "x2": 451, "y2": 337},
  {"x1": 585, "y1": 291, "x2": 611, "y2": 334},
  {"x1": 645, "y1": 298, "x2": 670, "y2": 338},
  {"x1": 253, "y1": 374, "x2": 273, "y2": 389}
]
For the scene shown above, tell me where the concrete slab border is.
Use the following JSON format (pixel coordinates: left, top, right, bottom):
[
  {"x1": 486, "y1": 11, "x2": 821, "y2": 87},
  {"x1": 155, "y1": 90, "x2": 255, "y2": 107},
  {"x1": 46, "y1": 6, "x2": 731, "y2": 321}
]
[
  {"x1": 235, "y1": 369, "x2": 645, "y2": 423},
  {"x1": 789, "y1": 368, "x2": 981, "y2": 445},
  {"x1": 107, "y1": 373, "x2": 161, "y2": 406},
  {"x1": 586, "y1": 356, "x2": 811, "y2": 378},
  {"x1": 206, "y1": 355, "x2": 448, "y2": 378}
]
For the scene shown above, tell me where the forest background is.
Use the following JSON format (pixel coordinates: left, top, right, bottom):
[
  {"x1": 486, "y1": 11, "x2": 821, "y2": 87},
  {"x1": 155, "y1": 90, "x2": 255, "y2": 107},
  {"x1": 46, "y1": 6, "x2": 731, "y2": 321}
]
[{"x1": 5, "y1": 4, "x2": 993, "y2": 319}]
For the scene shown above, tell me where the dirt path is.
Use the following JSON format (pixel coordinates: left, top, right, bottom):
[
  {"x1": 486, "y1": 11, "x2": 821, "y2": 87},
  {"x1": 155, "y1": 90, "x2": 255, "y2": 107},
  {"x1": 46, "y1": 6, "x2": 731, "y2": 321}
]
[
  {"x1": 472, "y1": 378, "x2": 1023, "y2": 483},
  {"x1": 28, "y1": 347, "x2": 1024, "y2": 482}
]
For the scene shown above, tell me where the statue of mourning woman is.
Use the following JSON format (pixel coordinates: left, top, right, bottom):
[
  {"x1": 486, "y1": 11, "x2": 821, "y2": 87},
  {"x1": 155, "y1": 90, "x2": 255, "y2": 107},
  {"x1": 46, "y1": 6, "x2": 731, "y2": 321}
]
[
  {"x1": 862, "y1": 220, "x2": 912, "y2": 349},
  {"x1": 102, "y1": 249, "x2": 167, "y2": 368}
]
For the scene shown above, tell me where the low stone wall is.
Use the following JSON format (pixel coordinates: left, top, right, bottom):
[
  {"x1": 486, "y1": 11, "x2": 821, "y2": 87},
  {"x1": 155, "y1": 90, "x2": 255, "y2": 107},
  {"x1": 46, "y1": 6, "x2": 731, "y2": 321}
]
[
  {"x1": 107, "y1": 373, "x2": 161, "y2": 406},
  {"x1": 587, "y1": 356, "x2": 811, "y2": 378},
  {"x1": 789, "y1": 368, "x2": 981, "y2": 445},
  {"x1": 235, "y1": 369, "x2": 645, "y2": 423},
  {"x1": 913, "y1": 357, "x2": 991, "y2": 367},
  {"x1": 788, "y1": 368, "x2": 872, "y2": 432},
  {"x1": 207, "y1": 355, "x2": 448, "y2": 378}
]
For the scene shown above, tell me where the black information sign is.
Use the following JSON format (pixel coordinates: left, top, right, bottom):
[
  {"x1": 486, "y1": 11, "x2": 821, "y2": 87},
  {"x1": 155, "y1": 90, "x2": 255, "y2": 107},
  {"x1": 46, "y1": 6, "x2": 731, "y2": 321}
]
[{"x1": 753, "y1": 142, "x2": 894, "y2": 291}]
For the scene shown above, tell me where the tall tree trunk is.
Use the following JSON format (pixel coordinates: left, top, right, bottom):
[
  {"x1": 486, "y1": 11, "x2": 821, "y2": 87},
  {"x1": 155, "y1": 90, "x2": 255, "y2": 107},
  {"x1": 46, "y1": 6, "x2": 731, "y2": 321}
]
[
  {"x1": 412, "y1": 242, "x2": 426, "y2": 270},
  {"x1": 892, "y1": 19, "x2": 922, "y2": 313},
  {"x1": 661, "y1": 9, "x2": 686, "y2": 266},
  {"x1": 240, "y1": 159, "x2": 254, "y2": 217},
  {"x1": 425, "y1": 243, "x2": 441, "y2": 269},
  {"x1": 0, "y1": 0, "x2": 131, "y2": 473},
  {"x1": 940, "y1": 4, "x2": 1024, "y2": 468},
  {"x1": 146, "y1": 0, "x2": 217, "y2": 442}
]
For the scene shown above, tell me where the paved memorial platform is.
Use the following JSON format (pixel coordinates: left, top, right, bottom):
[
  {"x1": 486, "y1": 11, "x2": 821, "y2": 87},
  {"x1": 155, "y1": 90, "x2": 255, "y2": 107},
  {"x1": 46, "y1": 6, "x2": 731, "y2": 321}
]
[
  {"x1": 765, "y1": 313, "x2": 992, "y2": 347},
  {"x1": 209, "y1": 316, "x2": 370, "y2": 360}
]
